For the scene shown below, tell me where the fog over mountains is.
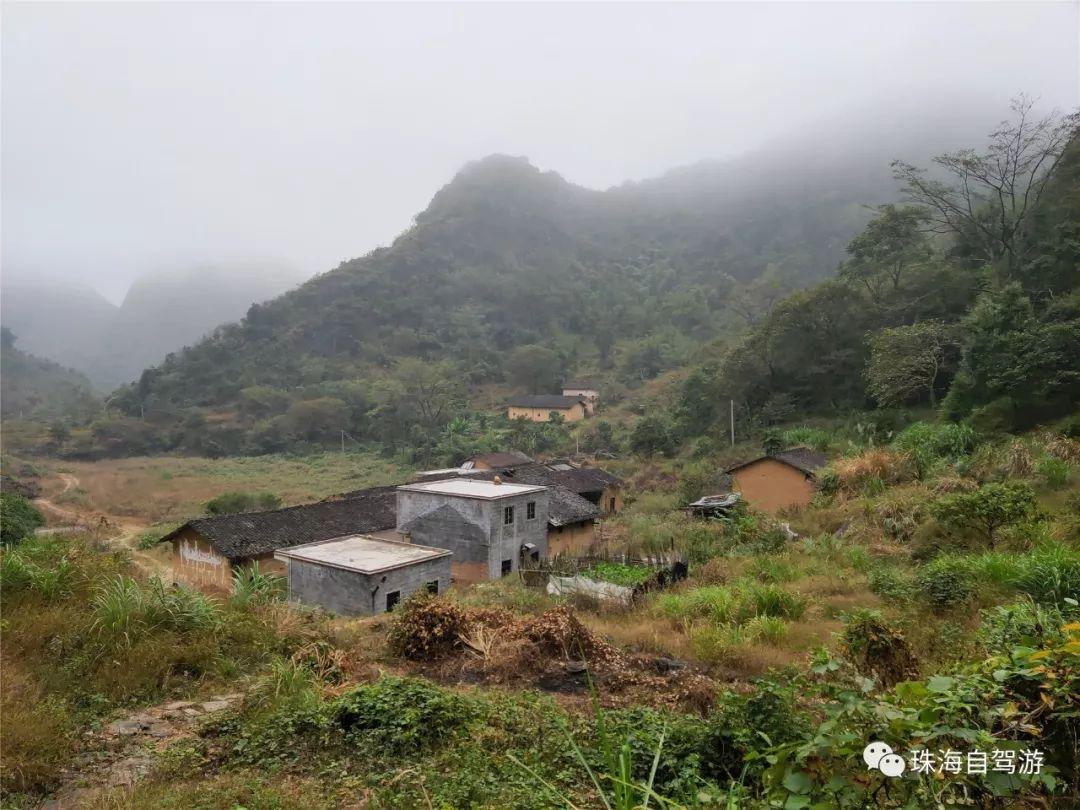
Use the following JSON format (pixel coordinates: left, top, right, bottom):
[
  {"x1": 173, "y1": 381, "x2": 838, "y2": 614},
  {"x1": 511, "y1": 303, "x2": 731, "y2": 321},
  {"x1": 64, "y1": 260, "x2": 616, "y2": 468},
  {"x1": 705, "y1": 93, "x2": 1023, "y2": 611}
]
[{"x1": 1, "y1": 262, "x2": 302, "y2": 389}]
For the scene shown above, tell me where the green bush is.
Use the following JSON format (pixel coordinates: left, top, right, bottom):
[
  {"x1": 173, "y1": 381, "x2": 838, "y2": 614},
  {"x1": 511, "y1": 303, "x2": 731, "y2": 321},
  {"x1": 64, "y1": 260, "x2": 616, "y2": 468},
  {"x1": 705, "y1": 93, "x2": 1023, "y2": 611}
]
[
  {"x1": 929, "y1": 482, "x2": 1037, "y2": 545},
  {"x1": 736, "y1": 582, "x2": 807, "y2": 621},
  {"x1": 894, "y1": 421, "x2": 977, "y2": 476},
  {"x1": 0, "y1": 493, "x2": 44, "y2": 546},
  {"x1": 333, "y1": 677, "x2": 477, "y2": 754},
  {"x1": 915, "y1": 557, "x2": 974, "y2": 610},
  {"x1": 1013, "y1": 545, "x2": 1080, "y2": 605},
  {"x1": 204, "y1": 491, "x2": 283, "y2": 515},
  {"x1": 1037, "y1": 456, "x2": 1071, "y2": 489},
  {"x1": 868, "y1": 567, "x2": 913, "y2": 601}
]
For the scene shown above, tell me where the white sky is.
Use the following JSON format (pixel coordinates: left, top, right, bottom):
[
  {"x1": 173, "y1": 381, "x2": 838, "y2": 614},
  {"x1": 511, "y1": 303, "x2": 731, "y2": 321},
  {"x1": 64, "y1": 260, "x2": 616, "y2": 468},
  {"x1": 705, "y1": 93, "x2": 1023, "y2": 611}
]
[{"x1": 3, "y1": 1, "x2": 1078, "y2": 303}]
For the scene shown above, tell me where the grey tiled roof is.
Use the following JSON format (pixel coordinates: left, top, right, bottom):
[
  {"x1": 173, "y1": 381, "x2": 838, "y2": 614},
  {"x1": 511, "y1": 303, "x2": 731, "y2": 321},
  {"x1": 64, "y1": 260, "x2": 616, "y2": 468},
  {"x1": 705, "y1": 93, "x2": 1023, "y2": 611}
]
[
  {"x1": 162, "y1": 486, "x2": 398, "y2": 561},
  {"x1": 725, "y1": 446, "x2": 828, "y2": 477}
]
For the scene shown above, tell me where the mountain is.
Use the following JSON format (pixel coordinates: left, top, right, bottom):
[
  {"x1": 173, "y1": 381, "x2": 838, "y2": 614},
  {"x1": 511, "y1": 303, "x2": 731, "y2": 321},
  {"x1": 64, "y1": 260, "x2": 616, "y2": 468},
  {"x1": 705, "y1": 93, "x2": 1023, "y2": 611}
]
[
  {"x1": 96, "y1": 148, "x2": 900, "y2": 456},
  {"x1": 0, "y1": 328, "x2": 98, "y2": 420},
  {"x1": 0, "y1": 262, "x2": 303, "y2": 389},
  {"x1": 0, "y1": 284, "x2": 118, "y2": 389}
]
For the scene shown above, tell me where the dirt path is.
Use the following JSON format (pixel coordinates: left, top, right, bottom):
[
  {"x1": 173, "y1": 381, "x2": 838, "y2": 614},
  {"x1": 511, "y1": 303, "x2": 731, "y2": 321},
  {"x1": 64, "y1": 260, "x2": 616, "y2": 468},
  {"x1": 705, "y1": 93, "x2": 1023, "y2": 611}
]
[
  {"x1": 33, "y1": 471, "x2": 162, "y2": 576},
  {"x1": 42, "y1": 693, "x2": 244, "y2": 808},
  {"x1": 33, "y1": 473, "x2": 85, "y2": 525}
]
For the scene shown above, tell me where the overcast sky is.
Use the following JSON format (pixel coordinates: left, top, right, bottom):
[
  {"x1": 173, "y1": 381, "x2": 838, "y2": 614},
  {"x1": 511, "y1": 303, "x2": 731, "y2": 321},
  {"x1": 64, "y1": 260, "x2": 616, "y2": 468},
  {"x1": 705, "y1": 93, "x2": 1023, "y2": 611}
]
[{"x1": 3, "y1": 1, "x2": 1077, "y2": 303}]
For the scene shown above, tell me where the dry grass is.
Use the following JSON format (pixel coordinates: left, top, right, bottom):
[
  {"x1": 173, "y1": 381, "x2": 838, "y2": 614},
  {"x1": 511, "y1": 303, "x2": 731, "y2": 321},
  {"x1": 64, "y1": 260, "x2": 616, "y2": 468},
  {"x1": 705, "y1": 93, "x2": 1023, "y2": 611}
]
[
  {"x1": 40, "y1": 452, "x2": 411, "y2": 522},
  {"x1": 831, "y1": 450, "x2": 917, "y2": 494}
]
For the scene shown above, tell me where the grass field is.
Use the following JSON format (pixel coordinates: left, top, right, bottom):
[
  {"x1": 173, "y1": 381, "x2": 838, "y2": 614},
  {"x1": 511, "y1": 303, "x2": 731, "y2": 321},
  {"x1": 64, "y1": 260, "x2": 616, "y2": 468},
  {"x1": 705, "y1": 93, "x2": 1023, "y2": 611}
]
[{"x1": 37, "y1": 451, "x2": 414, "y2": 523}]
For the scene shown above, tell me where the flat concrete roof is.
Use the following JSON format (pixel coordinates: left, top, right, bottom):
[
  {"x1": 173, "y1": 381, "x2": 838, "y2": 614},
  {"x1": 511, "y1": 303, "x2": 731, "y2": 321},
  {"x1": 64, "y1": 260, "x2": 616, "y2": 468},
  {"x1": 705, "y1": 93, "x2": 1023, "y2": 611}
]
[
  {"x1": 274, "y1": 534, "x2": 451, "y2": 574},
  {"x1": 397, "y1": 477, "x2": 546, "y2": 500}
]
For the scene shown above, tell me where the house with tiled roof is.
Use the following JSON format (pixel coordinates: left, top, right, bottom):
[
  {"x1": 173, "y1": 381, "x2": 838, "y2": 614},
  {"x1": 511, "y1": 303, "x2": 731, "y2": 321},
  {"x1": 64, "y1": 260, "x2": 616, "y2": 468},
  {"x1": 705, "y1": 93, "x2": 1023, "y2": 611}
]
[
  {"x1": 162, "y1": 487, "x2": 400, "y2": 591},
  {"x1": 723, "y1": 446, "x2": 828, "y2": 514},
  {"x1": 506, "y1": 394, "x2": 587, "y2": 423}
]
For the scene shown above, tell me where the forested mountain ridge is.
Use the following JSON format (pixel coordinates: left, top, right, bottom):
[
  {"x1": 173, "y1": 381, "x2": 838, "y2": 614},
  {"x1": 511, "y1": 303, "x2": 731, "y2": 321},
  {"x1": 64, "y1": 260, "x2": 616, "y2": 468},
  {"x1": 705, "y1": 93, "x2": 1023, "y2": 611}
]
[
  {"x1": 100, "y1": 149, "x2": 887, "y2": 451},
  {"x1": 36, "y1": 99, "x2": 1077, "y2": 462}
]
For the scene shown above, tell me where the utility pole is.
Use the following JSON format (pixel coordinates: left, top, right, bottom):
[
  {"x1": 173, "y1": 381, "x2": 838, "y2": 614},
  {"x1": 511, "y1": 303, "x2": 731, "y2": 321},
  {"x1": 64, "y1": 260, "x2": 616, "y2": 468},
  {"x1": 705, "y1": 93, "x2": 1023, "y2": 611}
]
[
  {"x1": 730, "y1": 399, "x2": 735, "y2": 447},
  {"x1": 340, "y1": 429, "x2": 345, "y2": 454}
]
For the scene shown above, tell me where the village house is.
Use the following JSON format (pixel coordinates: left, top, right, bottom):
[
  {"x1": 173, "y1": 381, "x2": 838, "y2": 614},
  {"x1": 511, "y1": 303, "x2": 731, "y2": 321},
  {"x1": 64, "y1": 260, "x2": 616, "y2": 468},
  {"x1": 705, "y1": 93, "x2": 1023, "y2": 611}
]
[
  {"x1": 561, "y1": 380, "x2": 599, "y2": 415},
  {"x1": 545, "y1": 486, "x2": 602, "y2": 556},
  {"x1": 274, "y1": 534, "x2": 452, "y2": 616},
  {"x1": 163, "y1": 486, "x2": 398, "y2": 591},
  {"x1": 724, "y1": 447, "x2": 827, "y2": 514},
  {"x1": 396, "y1": 477, "x2": 549, "y2": 584},
  {"x1": 506, "y1": 394, "x2": 587, "y2": 423}
]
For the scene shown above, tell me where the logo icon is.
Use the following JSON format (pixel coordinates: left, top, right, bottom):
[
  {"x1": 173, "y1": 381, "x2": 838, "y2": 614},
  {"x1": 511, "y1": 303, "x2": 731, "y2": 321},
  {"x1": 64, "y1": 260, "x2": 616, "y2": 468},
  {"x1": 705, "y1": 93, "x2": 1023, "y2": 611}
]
[{"x1": 863, "y1": 742, "x2": 906, "y2": 777}]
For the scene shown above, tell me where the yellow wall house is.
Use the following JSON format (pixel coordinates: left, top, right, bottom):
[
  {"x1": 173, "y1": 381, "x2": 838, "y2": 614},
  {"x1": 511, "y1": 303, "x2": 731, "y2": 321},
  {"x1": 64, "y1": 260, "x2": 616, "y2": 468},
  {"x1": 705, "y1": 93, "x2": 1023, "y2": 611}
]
[
  {"x1": 725, "y1": 447, "x2": 827, "y2": 515},
  {"x1": 507, "y1": 394, "x2": 587, "y2": 423}
]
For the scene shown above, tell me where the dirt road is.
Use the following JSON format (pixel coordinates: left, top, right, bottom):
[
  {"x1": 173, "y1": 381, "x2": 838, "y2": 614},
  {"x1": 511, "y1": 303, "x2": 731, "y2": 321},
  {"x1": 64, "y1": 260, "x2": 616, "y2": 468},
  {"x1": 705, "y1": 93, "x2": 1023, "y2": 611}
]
[{"x1": 33, "y1": 471, "x2": 163, "y2": 575}]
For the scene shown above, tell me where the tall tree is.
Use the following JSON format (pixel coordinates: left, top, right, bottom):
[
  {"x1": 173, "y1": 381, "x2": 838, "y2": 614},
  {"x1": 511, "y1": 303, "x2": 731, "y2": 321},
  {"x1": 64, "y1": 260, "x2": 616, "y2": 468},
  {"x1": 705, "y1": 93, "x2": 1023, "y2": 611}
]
[
  {"x1": 839, "y1": 205, "x2": 931, "y2": 305},
  {"x1": 892, "y1": 95, "x2": 1079, "y2": 277},
  {"x1": 865, "y1": 321, "x2": 957, "y2": 406}
]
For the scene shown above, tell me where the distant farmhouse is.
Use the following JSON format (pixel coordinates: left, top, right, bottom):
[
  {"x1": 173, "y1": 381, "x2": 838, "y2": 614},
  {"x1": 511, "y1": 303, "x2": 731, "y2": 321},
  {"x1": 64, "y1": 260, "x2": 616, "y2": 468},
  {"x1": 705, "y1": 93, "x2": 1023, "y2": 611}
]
[
  {"x1": 506, "y1": 394, "x2": 587, "y2": 423},
  {"x1": 561, "y1": 380, "x2": 599, "y2": 415},
  {"x1": 725, "y1": 447, "x2": 827, "y2": 514}
]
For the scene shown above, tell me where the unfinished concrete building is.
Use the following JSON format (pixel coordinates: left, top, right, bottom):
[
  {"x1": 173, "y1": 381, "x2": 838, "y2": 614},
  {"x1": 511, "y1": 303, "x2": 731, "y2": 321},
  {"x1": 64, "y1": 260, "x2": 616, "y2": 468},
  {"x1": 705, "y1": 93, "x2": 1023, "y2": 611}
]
[
  {"x1": 396, "y1": 478, "x2": 549, "y2": 584},
  {"x1": 274, "y1": 534, "x2": 452, "y2": 616}
]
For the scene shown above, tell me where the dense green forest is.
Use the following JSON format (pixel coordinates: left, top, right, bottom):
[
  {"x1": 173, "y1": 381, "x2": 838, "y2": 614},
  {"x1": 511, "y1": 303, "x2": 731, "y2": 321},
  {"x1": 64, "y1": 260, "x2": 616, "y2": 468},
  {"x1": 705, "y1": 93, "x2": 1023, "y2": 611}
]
[{"x1": 12, "y1": 98, "x2": 1079, "y2": 461}]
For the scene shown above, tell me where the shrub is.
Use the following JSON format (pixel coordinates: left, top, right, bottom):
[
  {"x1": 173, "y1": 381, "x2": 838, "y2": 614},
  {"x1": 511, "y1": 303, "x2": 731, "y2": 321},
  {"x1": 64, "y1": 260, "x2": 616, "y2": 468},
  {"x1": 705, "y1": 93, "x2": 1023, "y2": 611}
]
[
  {"x1": 894, "y1": 421, "x2": 976, "y2": 476},
  {"x1": 1037, "y1": 456, "x2": 1071, "y2": 489},
  {"x1": 929, "y1": 482, "x2": 1037, "y2": 545},
  {"x1": 204, "y1": 491, "x2": 282, "y2": 516},
  {"x1": 781, "y1": 426, "x2": 834, "y2": 452},
  {"x1": 0, "y1": 493, "x2": 44, "y2": 546},
  {"x1": 91, "y1": 576, "x2": 222, "y2": 643},
  {"x1": 840, "y1": 609, "x2": 918, "y2": 687},
  {"x1": 915, "y1": 556, "x2": 974, "y2": 610},
  {"x1": 868, "y1": 567, "x2": 913, "y2": 601},
  {"x1": 656, "y1": 586, "x2": 736, "y2": 624},
  {"x1": 976, "y1": 599, "x2": 1071, "y2": 655},
  {"x1": 333, "y1": 677, "x2": 478, "y2": 754},
  {"x1": 745, "y1": 556, "x2": 797, "y2": 584},
  {"x1": 1013, "y1": 545, "x2": 1080, "y2": 605}
]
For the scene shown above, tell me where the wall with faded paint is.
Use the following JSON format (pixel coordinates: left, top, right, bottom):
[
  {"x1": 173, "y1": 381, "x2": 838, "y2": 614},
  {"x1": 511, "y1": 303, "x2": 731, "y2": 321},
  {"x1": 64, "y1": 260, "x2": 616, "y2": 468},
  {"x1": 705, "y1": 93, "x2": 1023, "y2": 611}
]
[
  {"x1": 171, "y1": 528, "x2": 233, "y2": 591},
  {"x1": 731, "y1": 459, "x2": 815, "y2": 514},
  {"x1": 506, "y1": 404, "x2": 585, "y2": 422}
]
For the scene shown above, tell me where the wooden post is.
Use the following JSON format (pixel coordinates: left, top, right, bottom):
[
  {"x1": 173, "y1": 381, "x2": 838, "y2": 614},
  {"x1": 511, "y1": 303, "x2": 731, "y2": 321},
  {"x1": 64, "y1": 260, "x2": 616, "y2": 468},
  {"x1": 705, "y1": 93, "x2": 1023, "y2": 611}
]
[{"x1": 730, "y1": 399, "x2": 735, "y2": 447}]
